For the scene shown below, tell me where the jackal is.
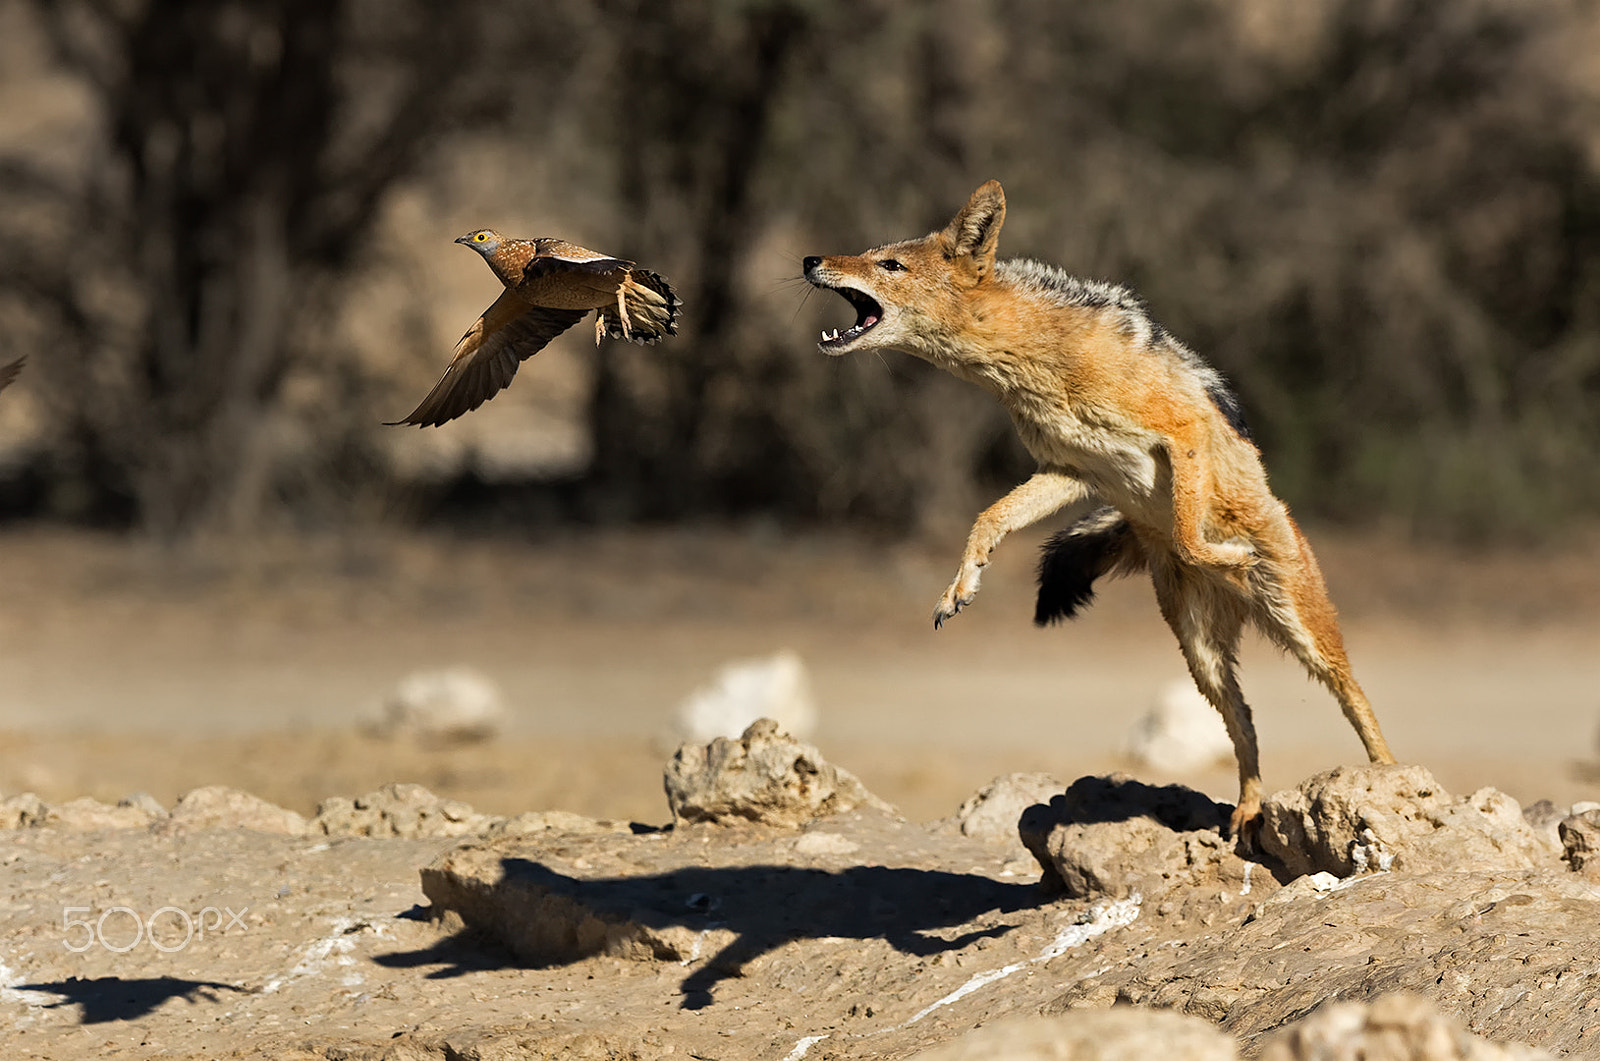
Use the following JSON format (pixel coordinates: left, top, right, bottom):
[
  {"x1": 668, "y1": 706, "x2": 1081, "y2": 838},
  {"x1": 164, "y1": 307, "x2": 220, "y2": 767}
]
[{"x1": 802, "y1": 180, "x2": 1396, "y2": 843}]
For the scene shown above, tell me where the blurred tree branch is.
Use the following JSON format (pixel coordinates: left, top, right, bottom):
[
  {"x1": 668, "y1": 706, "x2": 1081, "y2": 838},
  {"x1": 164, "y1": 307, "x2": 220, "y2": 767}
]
[
  {"x1": 4, "y1": 0, "x2": 494, "y2": 538},
  {"x1": 1, "y1": 0, "x2": 1597, "y2": 541}
]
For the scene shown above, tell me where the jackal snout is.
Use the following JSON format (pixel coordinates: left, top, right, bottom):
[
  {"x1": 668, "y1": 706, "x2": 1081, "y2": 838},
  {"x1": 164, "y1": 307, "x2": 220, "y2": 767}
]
[{"x1": 802, "y1": 255, "x2": 888, "y2": 354}]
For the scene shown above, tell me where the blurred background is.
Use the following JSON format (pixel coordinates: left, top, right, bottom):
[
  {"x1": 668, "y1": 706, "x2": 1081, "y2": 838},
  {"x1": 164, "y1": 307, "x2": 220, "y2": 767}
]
[{"x1": 0, "y1": 0, "x2": 1597, "y2": 825}]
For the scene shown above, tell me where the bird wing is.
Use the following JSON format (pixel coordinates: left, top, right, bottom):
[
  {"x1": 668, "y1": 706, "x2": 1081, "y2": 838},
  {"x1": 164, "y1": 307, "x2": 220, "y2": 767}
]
[
  {"x1": 0, "y1": 356, "x2": 24, "y2": 393},
  {"x1": 532, "y1": 239, "x2": 633, "y2": 269},
  {"x1": 387, "y1": 291, "x2": 586, "y2": 427},
  {"x1": 519, "y1": 241, "x2": 633, "y2": 285}
]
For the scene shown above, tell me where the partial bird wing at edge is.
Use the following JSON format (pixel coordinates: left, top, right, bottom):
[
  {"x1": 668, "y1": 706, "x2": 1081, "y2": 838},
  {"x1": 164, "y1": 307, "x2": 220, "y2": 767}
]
[
  {"x1": 0, "y1": 356, "x2": 24, "y2": 393},
  {"x1": 386, "y1": 292, "x2": 586, "y2": 428}
]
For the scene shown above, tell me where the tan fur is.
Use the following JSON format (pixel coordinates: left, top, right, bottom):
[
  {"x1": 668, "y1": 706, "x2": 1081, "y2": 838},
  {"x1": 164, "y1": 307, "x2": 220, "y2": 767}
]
[{"x1": 803, "y1": 181, "x2": 1396, "y2": 844}]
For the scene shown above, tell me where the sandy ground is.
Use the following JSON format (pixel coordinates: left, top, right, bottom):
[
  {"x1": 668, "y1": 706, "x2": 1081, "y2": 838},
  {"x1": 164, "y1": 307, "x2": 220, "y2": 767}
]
[
  {"x1": 2, "y1": 524, "x2": 1600, "y2": 1059},
  {"x1": 1, "y1": 524, "x2": 1597, "y2": 825}
]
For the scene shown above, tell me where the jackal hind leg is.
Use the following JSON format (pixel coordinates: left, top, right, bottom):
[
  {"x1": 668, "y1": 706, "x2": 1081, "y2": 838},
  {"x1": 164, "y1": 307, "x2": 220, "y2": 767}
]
[
  {"x1": 1249, "y1": 551, "x2": 1397, "y2": 768},
  {"x1": 1153, "y1": 565, "x2": 1261, "y2": 846}
]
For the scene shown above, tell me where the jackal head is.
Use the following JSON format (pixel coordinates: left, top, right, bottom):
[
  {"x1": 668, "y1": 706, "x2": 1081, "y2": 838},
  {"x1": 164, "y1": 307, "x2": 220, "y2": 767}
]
[{"x1": 803, "y1": 180, "x2": 1006, "y2": 357}]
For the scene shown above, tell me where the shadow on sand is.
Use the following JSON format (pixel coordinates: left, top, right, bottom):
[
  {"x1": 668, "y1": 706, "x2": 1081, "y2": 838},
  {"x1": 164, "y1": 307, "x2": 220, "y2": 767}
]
[
  {"x1": 14, "y1": 975, "x2": 241, "y2": 1023},
  {"x1": 374, "y1": 775, "x2": 1254, "y2": 1009},
  {"x1": 377, "y1": 859, "x2": 1041, "y2": 1009}
]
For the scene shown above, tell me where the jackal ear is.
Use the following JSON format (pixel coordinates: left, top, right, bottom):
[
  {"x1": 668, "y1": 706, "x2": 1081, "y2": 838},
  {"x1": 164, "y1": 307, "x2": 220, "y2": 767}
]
[{"x1": 940, "y1": 180, "x2": 1006, "y2": 279}]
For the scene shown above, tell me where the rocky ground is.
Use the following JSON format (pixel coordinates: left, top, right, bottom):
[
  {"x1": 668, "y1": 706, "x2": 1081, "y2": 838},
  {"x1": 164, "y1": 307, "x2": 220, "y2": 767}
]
[
  {"x1": 2, "y1": 528, "x2": 1598, "y2": 1058},
  {"x1": 3, "y1": 721, "x2": 1598, "y2": 1060}
]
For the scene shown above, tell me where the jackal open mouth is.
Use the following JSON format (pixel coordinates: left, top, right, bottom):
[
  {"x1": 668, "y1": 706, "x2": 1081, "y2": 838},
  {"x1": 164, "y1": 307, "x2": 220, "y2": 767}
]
[{"x1": 819, "y1": 287, "x2": 883, "y2": 348}]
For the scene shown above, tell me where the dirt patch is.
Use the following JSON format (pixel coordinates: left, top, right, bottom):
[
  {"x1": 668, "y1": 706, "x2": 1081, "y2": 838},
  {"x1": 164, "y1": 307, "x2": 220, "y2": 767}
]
[
  {"x1": 3, "y1": 527, "x2": 1599, "y2": 827},
  {"x1": 4, "y1": 743, "x2": 1598, "y2": 1059},
  {"x1": 1, "y1": 528, "x2": 1599, "y2": 1056}
]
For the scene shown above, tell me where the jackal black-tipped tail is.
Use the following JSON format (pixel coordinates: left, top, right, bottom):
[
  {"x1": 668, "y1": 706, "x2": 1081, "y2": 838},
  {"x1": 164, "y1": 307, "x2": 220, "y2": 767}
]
[{"x1": 1034, "y1": 506, "x2": 1146, "y2": 625}]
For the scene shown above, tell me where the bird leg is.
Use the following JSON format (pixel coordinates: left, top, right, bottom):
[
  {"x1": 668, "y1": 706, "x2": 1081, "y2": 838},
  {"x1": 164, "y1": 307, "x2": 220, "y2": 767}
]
[{"x1": 614, "y1": 284, "x2": 634, "y2": 341}]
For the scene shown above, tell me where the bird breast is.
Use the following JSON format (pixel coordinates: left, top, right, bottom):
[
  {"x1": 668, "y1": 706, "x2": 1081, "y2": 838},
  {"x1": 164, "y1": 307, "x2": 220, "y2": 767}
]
[{"x1": 516, "y1": 269, "x2": 627, "y2": 311}]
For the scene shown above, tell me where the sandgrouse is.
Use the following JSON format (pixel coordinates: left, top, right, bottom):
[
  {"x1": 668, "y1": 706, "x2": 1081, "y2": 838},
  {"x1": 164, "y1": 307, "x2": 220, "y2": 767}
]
[{"x1": 389, "y1": 230, "x2": 679, "y2": 427}]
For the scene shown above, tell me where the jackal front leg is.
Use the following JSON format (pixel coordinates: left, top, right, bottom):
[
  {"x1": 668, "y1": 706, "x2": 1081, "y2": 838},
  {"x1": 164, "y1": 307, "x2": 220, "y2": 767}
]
[{"x1": 934, "y1": 471, "x2": 1089, "y2": 628}]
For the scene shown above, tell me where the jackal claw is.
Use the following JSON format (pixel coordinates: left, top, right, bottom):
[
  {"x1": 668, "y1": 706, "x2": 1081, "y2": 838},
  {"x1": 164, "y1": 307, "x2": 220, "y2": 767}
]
[{"x1": 932, "y1": 586, "x2": 975, "y2": 628}]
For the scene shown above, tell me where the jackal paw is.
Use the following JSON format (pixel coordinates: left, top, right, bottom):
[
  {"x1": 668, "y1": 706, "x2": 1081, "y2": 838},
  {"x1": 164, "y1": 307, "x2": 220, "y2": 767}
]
[
  {"x1": 1228, "y1": 802, "x2": 1264, "y2": 853},
  {"x1": 1212, "y1": 539, "x2": 1258, "y2": 569},
  {"x1": 932, "y1": 568, "x2": 982, "y2": 629}
]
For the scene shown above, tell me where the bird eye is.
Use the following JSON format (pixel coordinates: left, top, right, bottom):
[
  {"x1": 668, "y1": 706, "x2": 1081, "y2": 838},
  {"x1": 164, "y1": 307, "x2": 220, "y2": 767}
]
[
  {"x1": 879, "y1": 259, "x2": 905, "y2": 271},
  {"x1": 473, "y1": 232, "x2": 488, "y2": 243}
]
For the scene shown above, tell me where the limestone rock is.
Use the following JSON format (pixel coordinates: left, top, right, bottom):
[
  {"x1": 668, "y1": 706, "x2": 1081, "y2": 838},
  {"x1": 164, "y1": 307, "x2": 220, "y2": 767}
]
[
  {"x1": 1, "y1": 792, "x2": 168, "y2": 831},
  {"x1": 1520, "y1": 799, "x2": 1565, "y2": 849},
  {"x1": 664, "y1": 718, "x2": 894, "y2": 827},
  {"x1": 1048, "y1": 868, "x2": 1600, "y2": 1052},
  {"x1": 673, "y1": 650, "x2": 817, "y2": 743},
  {"x1": 1018, "y1": 774, "x2": 1259, "y2": 901},
  {"x1": 1258, "y1": 992, "x2": 1555, "y2": 1061},
  {"x1": 0, "y1": 792, "x2": 49, "y2": 829},
  {"x1": 1558, "y1": 807, "x2": 1600, "y2": 876},
  {"x1": 487, "y1": 810, "x2": 632, "y2": 838},
  {"x1": 44, "y1": 796, "x2": 163, "y2": 831},
  {"x1": 311, "y1": 782, "x2": 495, "y2": 838},
  {"x1": 118, "y1": 791, "x2": 168, "y2": 818},
  {"x1": 946, "y1": 772, "x2": 1065, "y2": 858},
  {"x1": 421, "y1": 839, "x2": 735, "y2": 965},
  {"x1": 161, "y1": 786, "x2": 307, "y2": 835},
  {"x1": 904, "y1": 1008, "x2": 1236, "y2": 1061},
  {"x1": 791, "y1": 830, "x2": 860, "y2": 858},
  {"x1": 1259, "y1": 765, "x2": 1561, "y2": 879},
  {"x1": 374, "y1": 666, "x2": 507, "y2": 742},
  {"x1": 1126, "y1": 678, "x2": 1235, "y2": 773}
]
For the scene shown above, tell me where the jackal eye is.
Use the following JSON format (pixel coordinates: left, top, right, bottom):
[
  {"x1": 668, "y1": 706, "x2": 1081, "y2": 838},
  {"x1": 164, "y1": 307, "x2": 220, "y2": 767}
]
[{"x1": 878, "y1": 259, "x2": 905, "y2": 272}]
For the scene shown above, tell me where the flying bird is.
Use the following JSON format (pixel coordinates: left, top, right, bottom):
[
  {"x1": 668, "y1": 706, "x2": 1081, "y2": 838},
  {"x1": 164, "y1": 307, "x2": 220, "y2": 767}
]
[
  {"x1": 388, "y1": 230, "x2": 679, "y2": 427},
  {"x1": 0, "y1": 357, "x2": 23, "y2": 394}
]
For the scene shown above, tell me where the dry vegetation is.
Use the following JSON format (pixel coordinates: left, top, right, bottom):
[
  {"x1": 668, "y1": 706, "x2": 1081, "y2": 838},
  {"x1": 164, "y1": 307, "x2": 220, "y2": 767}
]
[{"x1": 0, "y1": 0, "x2": 1597, "y2": 541}]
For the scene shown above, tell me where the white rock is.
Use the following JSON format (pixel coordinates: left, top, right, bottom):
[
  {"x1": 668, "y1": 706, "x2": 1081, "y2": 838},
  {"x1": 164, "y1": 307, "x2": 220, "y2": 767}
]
[
  {"x1": 905, "y1": 1009, "x2": 1237, "y2": 1061},
  {"x1": 1258, "y1": 992, "x2": 1556, "y2": 1061},
  {"x1": 674, "y1": 650, "x2": 817, "y2": 743},
  {"x1": 1260, "y1": 765, "x2": 1562, "y2": 878},
  {"x1": 793, "y1": 831, "x2": 861, "y2": 857},
  {"x1": 948, "y1": 772, "x2": 1066, "y2": 858},
  {"x1": 375, "y1": 666, "x2": 507, "y2": 742},
  {"x1": 161, "y1": 786, "x2": 307, "y2": 835},
  {"x1": 1125, "y1": 677, "x2": 1235, "y2": 773},
  {"x1": 665, "y1": 718, "x2": 894, "y2": 828}
]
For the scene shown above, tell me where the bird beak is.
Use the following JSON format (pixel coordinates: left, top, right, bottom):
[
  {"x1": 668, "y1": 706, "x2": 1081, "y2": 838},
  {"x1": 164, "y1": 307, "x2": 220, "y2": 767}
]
[{"x1": 453, "y1": 236, "x2": 469, "y2": 245}]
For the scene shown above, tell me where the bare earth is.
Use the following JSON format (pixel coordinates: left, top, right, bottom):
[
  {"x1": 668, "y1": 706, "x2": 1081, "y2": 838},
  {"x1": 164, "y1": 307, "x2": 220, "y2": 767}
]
[{"x1": 1, "y1": 525, "x2": 1598, "y2": 1058}]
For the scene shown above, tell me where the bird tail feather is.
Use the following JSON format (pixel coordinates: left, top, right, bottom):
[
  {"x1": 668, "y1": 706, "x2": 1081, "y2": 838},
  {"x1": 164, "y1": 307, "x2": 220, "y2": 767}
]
[{"x1": 599, "y1": 269, "x2": 680, "y2": 344}]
